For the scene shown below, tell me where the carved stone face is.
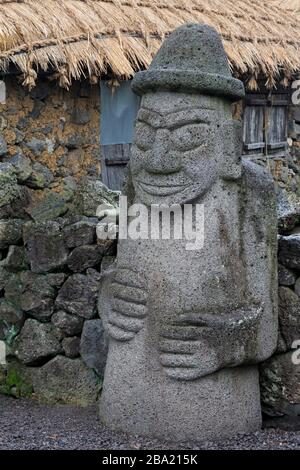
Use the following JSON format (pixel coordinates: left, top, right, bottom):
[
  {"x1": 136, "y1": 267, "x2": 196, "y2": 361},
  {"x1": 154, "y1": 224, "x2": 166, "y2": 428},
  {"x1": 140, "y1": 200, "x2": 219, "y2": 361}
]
[{"x1": 130, "y1": 91, "x2": 237, "y2": 206}]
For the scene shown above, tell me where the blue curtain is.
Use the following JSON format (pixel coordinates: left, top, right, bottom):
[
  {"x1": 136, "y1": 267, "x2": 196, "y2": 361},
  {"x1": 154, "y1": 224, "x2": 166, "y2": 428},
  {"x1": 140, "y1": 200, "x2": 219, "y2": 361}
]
[{"x1": 100, "y1": 80, "x2": 141, "y2": 145}]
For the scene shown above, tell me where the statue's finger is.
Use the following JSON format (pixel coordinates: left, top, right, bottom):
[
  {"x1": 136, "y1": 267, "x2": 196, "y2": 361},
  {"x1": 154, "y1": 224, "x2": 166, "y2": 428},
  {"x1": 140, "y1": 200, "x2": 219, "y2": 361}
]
[
  {"x1": 114, "y1": 268, "x2": 146, "y2": 289},
  {"x1": 160, "y1": 325, "x2": 208, "y2": 340},
  {"x1": 107, "y1": 324, "x2": 136, "y2": 342},
  {"x1": 108, "y1": 310, "x2": 144, "y2": 333},
  {"x1": 174, "y1": 313, "x2": 226, "y2": 328},
  {"x1": 159, "y1": 339, "x2": 198, "y2": 354},
  {"x1": 160, "y1": 353, "x2": 199, "y2": 369},
  {"x1": 163, "y1": 367, "x2": 201, "y2": 381},
  {"x1": 110, "y1": 282, "x2": 147, "y2": 304},
  {"x1": 112, "y1": 297, "x2": 147, "y2": 319}
]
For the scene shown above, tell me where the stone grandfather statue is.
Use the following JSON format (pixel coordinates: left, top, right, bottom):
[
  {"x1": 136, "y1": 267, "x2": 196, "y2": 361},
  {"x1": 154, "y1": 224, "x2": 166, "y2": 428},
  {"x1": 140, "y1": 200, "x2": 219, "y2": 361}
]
[{"x1": 99, "y1": 24, "x2": 278, "y2": 441}]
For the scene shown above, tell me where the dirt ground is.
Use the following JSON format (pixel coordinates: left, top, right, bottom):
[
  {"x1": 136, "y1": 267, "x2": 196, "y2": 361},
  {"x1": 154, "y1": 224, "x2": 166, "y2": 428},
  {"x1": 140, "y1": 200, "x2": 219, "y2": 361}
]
[{"x1": 0, "y1": 395, "x2": 299, "y2": 450}]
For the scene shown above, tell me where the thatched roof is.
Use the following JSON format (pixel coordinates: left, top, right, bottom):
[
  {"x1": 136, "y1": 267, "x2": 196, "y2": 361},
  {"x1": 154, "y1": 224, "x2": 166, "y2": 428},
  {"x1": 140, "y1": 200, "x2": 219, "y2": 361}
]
[
  {"x1": 0, "y1": 0, "x2": 299, "y2": 90},
  {"x1": 274, "y1": 0, "x2": 300, "y2": 9}
]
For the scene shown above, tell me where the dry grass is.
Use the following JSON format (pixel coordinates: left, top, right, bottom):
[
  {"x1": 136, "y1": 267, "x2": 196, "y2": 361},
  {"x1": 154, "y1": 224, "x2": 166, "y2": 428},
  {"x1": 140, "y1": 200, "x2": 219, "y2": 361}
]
[
  {"x1": 0, "y1": 0, "x2": 299, "y2": 89},
  {"x1": 273, "y1": 0, "x2": 300, "y2": 10}
]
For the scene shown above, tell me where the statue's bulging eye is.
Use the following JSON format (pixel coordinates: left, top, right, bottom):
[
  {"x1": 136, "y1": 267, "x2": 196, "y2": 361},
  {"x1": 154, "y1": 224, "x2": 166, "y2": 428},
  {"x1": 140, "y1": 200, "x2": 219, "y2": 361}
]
[
  {"x1": 171, "y1": 124, "x2": 209, "y2": 151},
  {"x1": 134, "y1": 122, "x2": 155, "y2": 151}
]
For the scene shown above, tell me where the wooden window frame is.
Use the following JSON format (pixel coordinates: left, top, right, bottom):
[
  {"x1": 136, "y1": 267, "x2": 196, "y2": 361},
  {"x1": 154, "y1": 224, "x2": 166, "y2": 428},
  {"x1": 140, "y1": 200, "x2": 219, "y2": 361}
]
[{"x1": 243, "y1": 93, "x2": 289, "y2": 157}]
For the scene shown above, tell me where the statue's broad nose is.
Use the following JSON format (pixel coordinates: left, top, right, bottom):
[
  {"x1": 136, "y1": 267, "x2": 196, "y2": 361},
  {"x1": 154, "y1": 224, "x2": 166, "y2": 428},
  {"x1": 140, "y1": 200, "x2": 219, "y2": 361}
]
[{"x1": 145, "y1": 129, "x2": 181, "y2": 175}]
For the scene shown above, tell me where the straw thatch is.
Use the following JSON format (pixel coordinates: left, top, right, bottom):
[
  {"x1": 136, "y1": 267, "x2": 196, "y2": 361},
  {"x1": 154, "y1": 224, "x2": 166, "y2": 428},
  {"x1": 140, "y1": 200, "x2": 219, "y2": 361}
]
[
  {"x1": 0, "y1": 0, "x2": 300, "y2": 90},
  {"x1": 273, "y1": 0, "x2": 300, "y2": 10}
]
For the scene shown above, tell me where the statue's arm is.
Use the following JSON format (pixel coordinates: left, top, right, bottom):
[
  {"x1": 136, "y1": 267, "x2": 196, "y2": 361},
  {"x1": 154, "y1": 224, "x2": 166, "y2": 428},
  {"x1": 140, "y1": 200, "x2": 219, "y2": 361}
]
[
  {"x1": 159, "y1": 304, "x2": 264, "y2": 380},
  {"x1": 99, "y1": 166, "x2": 149, "y2": 341},
  {"x1": 240, "y1": 159, "x2": 278, "y2": 361},
  {"x1": 158, "y1": 161, "x2": 278, "y2": 380},
  {"x1": 99, "y1": 265, "x2": 148, "y2": 342}
]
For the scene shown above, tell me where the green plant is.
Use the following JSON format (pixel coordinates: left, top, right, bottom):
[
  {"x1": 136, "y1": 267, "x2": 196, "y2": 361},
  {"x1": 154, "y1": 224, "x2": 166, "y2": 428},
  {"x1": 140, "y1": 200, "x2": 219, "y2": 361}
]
[
  {"x1": 0, "y1": 366, "x2": 33, "y2": 398},
  {"x1": 0, "y1": 321, "x2": 19, "y2": 347}
]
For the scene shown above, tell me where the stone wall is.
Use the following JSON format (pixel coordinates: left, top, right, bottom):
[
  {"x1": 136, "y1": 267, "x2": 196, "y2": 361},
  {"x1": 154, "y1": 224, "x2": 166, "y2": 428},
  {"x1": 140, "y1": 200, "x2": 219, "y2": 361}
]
[
  {"x1": 260, "y1": 197, "x2": 300, "y2": 419},
  {"x1": 0, "y1": 76, "x2": 121, "y2": 405},
  {"x1": 258, "y1": 104, "x2": 300, "y2": 422},
  {"x1": 249, "y1": 151, "x2": 300, "y2": 196},
  {"x1": 0, "y1": 157, "x2": 118, "y2": 405},
  {"x1": 234, "y1": 100, "x2": 300, "y2": 423}
]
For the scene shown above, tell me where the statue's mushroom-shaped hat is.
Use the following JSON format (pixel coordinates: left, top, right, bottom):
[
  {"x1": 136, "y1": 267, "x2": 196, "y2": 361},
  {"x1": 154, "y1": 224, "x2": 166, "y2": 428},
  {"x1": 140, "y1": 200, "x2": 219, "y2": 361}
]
[{"x1": 132, "y1": 23, "x2": 244, "y2": 101}]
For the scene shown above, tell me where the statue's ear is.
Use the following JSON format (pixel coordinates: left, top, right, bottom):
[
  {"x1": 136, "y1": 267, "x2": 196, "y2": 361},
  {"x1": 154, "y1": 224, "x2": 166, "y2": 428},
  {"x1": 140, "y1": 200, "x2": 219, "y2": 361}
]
[
  {"x1": 219, "y1": 120, "x2": 243, "y2": 181},
  {"x1": 122, "y1": 162, "x2": 136, "y2": 205}
]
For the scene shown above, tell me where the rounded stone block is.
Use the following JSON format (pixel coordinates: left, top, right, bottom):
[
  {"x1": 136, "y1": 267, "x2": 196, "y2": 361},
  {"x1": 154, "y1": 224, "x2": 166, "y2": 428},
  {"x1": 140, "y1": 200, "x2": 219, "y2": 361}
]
[{"x1": 100, "y1": 348, "x2": 261, "y2": 442}]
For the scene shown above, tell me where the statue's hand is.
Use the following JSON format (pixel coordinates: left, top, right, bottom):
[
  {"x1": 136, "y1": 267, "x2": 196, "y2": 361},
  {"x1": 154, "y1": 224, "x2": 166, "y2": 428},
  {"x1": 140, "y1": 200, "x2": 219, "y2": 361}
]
[
  {"x1": 99, "y1": 266, "x2": 148, "y2": 342},
  {"x1": 159, "y1": 316, "x2": 221, "y2": 381},
  {"x1": 159, "y1": 307, "x2": 262, "y2": 380}
]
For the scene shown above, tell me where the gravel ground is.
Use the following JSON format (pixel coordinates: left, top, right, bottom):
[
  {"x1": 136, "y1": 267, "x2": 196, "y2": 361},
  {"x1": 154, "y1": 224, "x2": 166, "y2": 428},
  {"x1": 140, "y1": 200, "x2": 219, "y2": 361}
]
[{"x1": 0, "y1": 395, "x2": 299, "y2": 450}]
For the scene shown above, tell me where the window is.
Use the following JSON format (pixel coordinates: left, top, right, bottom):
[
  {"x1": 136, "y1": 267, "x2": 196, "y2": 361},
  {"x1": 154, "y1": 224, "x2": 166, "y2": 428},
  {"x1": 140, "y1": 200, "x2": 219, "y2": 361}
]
[
  {"x1": 243, "y1": 94, "x2": 288, "y2": 156},
  {"x1": 100, "y1": 80, "x2": 140, "y2": 191}
]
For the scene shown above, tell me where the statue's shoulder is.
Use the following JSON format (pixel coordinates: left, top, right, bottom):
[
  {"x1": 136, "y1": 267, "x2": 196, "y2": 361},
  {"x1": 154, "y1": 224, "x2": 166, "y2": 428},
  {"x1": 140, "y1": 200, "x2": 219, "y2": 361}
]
[
  {"x1": 241, "y1": 158, "x2": 276, "y2": 212},
  {"x1": 240, "y1": 158, "x2": 277, "y2": 260}
]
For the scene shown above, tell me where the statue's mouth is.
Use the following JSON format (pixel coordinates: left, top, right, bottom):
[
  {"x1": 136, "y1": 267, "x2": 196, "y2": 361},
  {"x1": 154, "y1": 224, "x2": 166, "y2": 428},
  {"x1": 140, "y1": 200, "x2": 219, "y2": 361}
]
[{"x1": 136, "y1": 180, "x2": 187, "y2": 196}]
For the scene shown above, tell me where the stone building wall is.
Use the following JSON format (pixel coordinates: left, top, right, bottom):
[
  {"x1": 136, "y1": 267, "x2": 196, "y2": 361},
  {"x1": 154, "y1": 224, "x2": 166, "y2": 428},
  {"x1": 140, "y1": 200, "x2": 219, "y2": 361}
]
[{"x1": 0, "y1": 76, "x2": 101, "y2": 186}]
